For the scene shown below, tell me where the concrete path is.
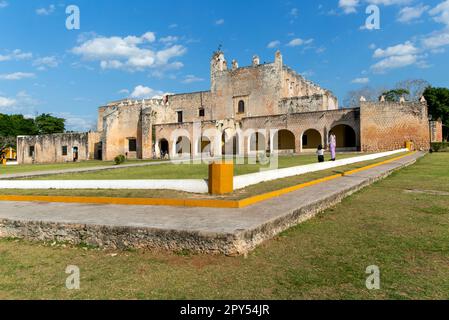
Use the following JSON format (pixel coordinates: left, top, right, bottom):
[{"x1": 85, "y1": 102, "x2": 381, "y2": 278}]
[{"x1": 0, "y1": 152, "x2": 424, "y2": 255}]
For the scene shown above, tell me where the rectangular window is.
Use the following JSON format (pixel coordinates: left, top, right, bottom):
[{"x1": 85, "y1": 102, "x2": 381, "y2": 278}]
[
  {"x1": 199, "y1": 108, "x2": 205, "y2": 117},
  {"x1": 29, "y1": 146, "x2": 35, "y2": 157},
  {"x1": 128, "y1": 138, "x2": 137, "y2": 152},
  {"x1": 177, "y1": 111, "x2": 183, "y2": 123},
  {"x1": 62, "y1": 146, "x2": 68, "y2": 156}
]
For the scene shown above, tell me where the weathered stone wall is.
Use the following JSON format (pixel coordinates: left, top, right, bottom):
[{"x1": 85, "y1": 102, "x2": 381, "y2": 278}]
[
  {"x1": 101, "y1": 103, "x2": 143, "y2": 161},
  {"x1": 241, "y1": 108, "x2": 360, "y2": 153},
  {"x1": 151, "y1": 109, "x2": 360, "y2": 158},
  {"x1": 360, "y1": 101, "x2": 430, "y2": 152},
  {"x1": 430, "y1": 120, "x2": 443, "y2": 143},
  {"x1": 87, "y1": 131, "x2": 102, "y2": 160},
  {"x1": 17, "y1": 133, "x2": 91, "y2": 164}
]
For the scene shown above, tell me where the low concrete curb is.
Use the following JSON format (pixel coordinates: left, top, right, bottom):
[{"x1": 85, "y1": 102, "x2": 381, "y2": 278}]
[{"x1": 0, "y1": 152, "x2": 424, "y2": 255}]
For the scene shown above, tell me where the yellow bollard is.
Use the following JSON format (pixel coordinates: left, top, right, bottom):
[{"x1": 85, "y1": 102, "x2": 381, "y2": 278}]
[
  {"x1": 405, "y1": 141, "x2": 413, "y2": 151},
  {"x1": 208, "y1": 161, "x2": 234, "y2": 195},
  {"x1": 1, "y1": 158, "x2": 6, "y2": 166}
]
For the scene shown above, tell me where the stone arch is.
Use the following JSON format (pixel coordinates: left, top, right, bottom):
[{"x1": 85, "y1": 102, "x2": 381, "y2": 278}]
[
  {"x1": 301, "y1": 129, "x2": 322, "y2": 150},
  {"x1": 175, "y1": 136, "x2": 191, "y2": 155},
  {"x1": 222, "y1": 130, "x2": 239, "y2": 155},
  {"x1": 330, "y1": 124, "x2": 357, "y2": 150},
  {"x1": 273, "y1": 129, "x2": 295, "y2": 152},
  {"x1": 158, "y1": 138, "x2": 169, "y2": 158},
  {"x1": 198, "y1": 136, "x2": 211, "y2": 155},
  {"x1": 250, "y1": 132, "x2": 267, "y2": 152}
]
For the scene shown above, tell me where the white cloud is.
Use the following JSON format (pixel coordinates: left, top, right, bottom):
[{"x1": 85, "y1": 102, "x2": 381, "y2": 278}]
[
  {"x1": 182, "y1": 75, "x2": 204, "y2": 84},
  {"x1": 33, "y1": 56, "x2": 59, "y2": 70},
  {"x1": 422, "y1": 29, "x2": 449, "y2": 49},
  {"x1": 0, "y1": 72, "x2": 36, "y2": 80},
  {"x1": 267, "y1": 40, "x2": 281, "y2": 48},
  {"x1": 215, "y1": 19, "x2": 225, "y2": 25},
  {"x1": 290, "y1": 8, "x2": 299, "y2": 17},
  {"x1": 118, "y1": 89, "x2": 130, "y2": 95},
  {"x1": 0, "y1": 96, "x2": 16, "y2": 108},
  {"x1": 57, "y1": 112, "x2": 96, "y2": 132},
  {"x1": 366, "y1": 0, "x2": 412, "y2": 5},
  {"x1": 373, "y1": 41, "x2": 418, "y2": 58},
  {"x1": 72, "y1": 32, "x2": 187, "y2": 72},
  {"x1": 286, "y1": 38, "x2": 313, "y2": 47},
  {"x1": 0, "y1": 91, "x2": 40, "y2": 114},
  {"x1": 397, "y1": 4, "x2": 429, "y2": 23},
  {"x1": 339, "y1": 0, "x2": 360, "y2": 14},
  {"x1": 169, "y1": 24, "x2": 178, "y2": 29},
  {"x1": 0, "y1": 1, "x2": 8, "y2": 9},
  {"x1": 370, "y1": 41, "x2": 425, "y2": 73},
  {"x1": 371, "y1": 54, "x2": 418, "y2": 73},
  {"x1": 36, "y1": 4, "x2": 55, "y2": 15},
  {"x1": 160, "y1": 36, "x2": 178, "y2": 44},
  {"x1": 130, "y1": 85, "x2": 164, "y2": 99},
  {"x1": 352, "y1": 77, "x2": 370, "y2": 84},
  {"x1": 0, "y1": 49, "x2": 32, "y2": 62},
  {"x1": 429, "y1": 0, "x2": 449, "y2": 26}
]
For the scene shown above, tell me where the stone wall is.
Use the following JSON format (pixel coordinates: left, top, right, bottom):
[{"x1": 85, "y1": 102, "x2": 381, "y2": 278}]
[
  {"x1": 151, "y1": 109, "x2": 361, "y2": 158},
  {"x1": 101, "y1": 103, "x2": 143, "y2": 161},
  {"x1": 430, "y1": 120, "x2": 443, "y2": 143},
  {"x1": 17, "y1": 133, "x2": 91, "y2": 164},
  {"x1": 360, "y1": 101, "x2": 430, "y2": 152}
]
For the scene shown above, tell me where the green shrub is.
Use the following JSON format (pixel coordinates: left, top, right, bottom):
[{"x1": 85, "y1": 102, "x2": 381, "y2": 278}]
[
  {"x1": 431, "y1": 142, "x2": 449, "y2": 152},
  {"x1": 114, "y1": 154, "x2": 126, "y2": 165}
]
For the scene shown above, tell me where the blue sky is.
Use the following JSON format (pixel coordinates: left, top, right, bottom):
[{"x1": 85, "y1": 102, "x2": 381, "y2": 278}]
[{"x1": 1, "y1": 0, "x2": 449, "y2": 131}]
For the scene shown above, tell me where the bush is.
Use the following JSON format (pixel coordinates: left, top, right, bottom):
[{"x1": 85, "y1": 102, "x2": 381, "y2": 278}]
[
  {"x1": 431, "y1": 142, "x2": 449, "y2": 152},
  {"x1": 114, "y1": 154, "x2": 126, "y2": 165}
]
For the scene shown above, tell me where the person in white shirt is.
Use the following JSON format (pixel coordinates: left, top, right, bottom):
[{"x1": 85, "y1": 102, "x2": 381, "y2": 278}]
[{"x1": 316, "y1": 144, "x2": 325, "y2": 163}]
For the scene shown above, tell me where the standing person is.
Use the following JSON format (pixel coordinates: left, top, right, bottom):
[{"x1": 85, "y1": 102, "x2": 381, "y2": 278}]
[
  {"x1": 316, "y1": 144, "x2": 325, "y2": 163},
  {"x1": 329, "y1": 132, "x2": 337, "y2": 161}
]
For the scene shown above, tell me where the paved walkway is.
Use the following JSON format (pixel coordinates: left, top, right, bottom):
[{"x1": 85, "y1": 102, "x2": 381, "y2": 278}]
[{"x1": 0, "y1": 152, "x2": 424, "y2": 255}]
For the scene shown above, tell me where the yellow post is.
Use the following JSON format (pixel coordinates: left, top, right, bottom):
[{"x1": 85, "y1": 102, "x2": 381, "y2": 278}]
[
  {"x1": 208, "y1": 161, "x2": 234, "y2": 195},
  {"x1": 405, "y1": 141, "x2": 413, "y2": 151},
  {"x1": 1, "y1": 158, "x2": 6, "y2": 166}
]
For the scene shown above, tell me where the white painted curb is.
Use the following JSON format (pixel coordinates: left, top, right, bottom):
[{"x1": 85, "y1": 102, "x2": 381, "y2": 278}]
[
  {"x1": 1, "y1": 149, "x2": 407, "y2": 194},
  {"x1": 233, "y1": 149, "x2": 408, "y2": 190},
  {"x1": 1, "y1": 179, "x2": 209, "y2": 194}
]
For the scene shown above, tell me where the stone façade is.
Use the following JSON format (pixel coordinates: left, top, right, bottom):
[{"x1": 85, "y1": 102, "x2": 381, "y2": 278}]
[{"x1": 17, "y1": 50, "x2": 433, "y2": 164}]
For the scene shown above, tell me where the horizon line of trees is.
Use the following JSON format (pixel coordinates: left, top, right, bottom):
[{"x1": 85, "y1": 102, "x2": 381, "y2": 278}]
[{"x1": 0, "y1": 113, "x2": 65, "y2": 149}]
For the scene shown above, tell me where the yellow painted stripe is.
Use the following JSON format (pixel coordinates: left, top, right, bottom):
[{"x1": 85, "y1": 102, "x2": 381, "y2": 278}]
[
  {"x1": 0, "y1": 152, "x2": 415, "y2": 209},
  {"x1": 237, "y1": 151, "x2": 416, "y2": 208},
  {"x1": 0, "y1": 194, "x2": 240, "y2": 209}
]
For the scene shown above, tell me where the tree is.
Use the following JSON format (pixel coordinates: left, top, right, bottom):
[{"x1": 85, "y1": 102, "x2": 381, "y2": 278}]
[
  {"x1": 35, "y1": 113, "x2": 65, "y2": 134},
  {"x1": 0, "y1": 113, "x2": 66, "y2": 148},
  {"x1": 395, "y1": 79, "x2": 430, "y2": 101},
  {"x1": 381, "y1": 89, "x2": 410, "y2": 102},
  {"x1": 423, "y1": 87, "x2": 449, "y2": 140},
  {"x1": 343, "y1": 86, "x2": 387, "y2": 108}
]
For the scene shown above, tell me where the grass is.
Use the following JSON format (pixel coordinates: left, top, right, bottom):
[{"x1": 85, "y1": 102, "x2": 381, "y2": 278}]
[
  {"x1": 0, "y1": 159, "x2": 162, "y2": 175},
  {"x1": 0, "y1": 152, "x2": 406, "y2": 200},
  {"x1": 22, "y1": 153, "x2": 362, "y2": 180},
  {"x1": 0, "y1": 153, "x2": 448, "y2": 299}
]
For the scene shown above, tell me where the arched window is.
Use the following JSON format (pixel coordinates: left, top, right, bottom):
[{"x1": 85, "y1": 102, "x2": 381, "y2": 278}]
[{"x1": 238, "y1": 100, "x2": 245, "y2": 113}]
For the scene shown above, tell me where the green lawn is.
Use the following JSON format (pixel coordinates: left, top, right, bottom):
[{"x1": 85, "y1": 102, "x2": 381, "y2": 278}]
[
  {"x1": 2, "y1": 152, "x2": 405, "y2": 200},
  {"x1": 0, "y1": 159, "x2": 161, "y2": 175},
  {"x1": 26, "y1": 153, "x2": 362, "y2": 180},
  {"x1": 1, "y1": 160, "x2": 104, "y2": 174},
  {"x1": 0, "y1": 153, "x2": 448, "y2": 299}
]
